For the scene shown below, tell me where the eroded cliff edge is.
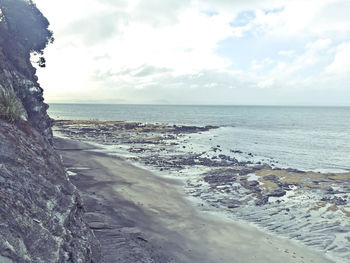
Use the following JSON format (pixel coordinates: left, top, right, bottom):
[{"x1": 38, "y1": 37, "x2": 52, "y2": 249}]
[
  {"x1": 0, "y1": 0, "x2": 100, "y2": 262},
  {"x1": 0, "y1": 0, "x2": 53, "y2": 139}
]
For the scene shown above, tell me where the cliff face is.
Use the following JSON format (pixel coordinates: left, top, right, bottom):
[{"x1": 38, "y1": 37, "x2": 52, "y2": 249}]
[
  {"x1": 0, "y1": 0, "x2": 53, "y2": 140},
  {"x1": 0, "y1": 121, "x2": 99, "y2": 262},
  {"x1": 0, "y1": 0, "x2": 99, "y2": 262}
]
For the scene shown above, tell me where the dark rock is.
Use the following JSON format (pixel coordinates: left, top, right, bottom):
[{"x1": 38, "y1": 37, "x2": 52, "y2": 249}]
[
  {"x1": 326, "y1": 187, "x2": 335, "y2": 194},
  {"x1": 124, "y1": 123, "x2": 138, "y2": 130},
  {"x1": 255, "y1": 196, "x2": 269, "y2": 206},
  {"x1": 285, "y1": 168, "x2": 305, "y2": 174},
  {"x1": 0, "y1": 2, "x2": 100, "y2": 261},
  {"x1": 321, "y1": 196, "x2": 347, "y2": 206},
  {"x1": 246, "y1": 180, "x2": 259, "y2": 187},
  {"x1": 267, "y1": 189, "x2": 286, "y2": 198},
  {"x1": 218, "y1": 154, "x2": 238, "y2": 163},
  {"x1": 0, "y1": 121, "x2": 100, "y2": 262},
  {"x1": 263, "y1": 174, "x2": 279, "y2": 182},
  {"x1": 238, "y1": 168, "x2": 255, "y2": 176},
  {"x1": 212, "y1": 147, "x2": 220, "y2": 152},
  {"x1": 226, "y1": 200, "x2": 241, "y2": 209},
  {"x1": 203, "y1": 169, "x2": 238, "y2": 186},
  {"x1": 0, "y1": 1, "x2": 53, "y2": 141},
  {"x1": 253, "y1": 164, "x2": 272, "y2": 170}
]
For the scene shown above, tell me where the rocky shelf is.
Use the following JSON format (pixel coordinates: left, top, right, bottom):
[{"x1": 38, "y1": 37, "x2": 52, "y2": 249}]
[{"x1": 54, "y1": 119, "x2": 350, "y2": 263}]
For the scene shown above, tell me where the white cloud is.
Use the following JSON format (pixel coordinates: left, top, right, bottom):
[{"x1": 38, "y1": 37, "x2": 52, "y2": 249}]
[
  {"x1": 251, "y1": 58, "x2": 274, "y2": 70},
  {"x1": 33, "y1": 0, "x2": 350, "y2": 105},
  {"x1": 230, "y1": 0, "x2": 350, "y2": 38},
  {"x1": 305, "y1": 38, "x2": 332, "y2": 50},
  {"x1": 278, "y1": 50, "x2": 295, "y2": 57},
  {"x1": 199, "y1": 0, "x2": 284, "y2": 13},
  {"x1": 257, "y1": 77, "x2": 275, "y2": 89},
  {"x1": 326, "y1": 42, "x2": 350, "y2": 74},
  {"x1": 253, "y1": 38, "x2": 344, "y2": 90},
  {"x1": 34, "y1": 0, "x2": 236, "y2": 99}
]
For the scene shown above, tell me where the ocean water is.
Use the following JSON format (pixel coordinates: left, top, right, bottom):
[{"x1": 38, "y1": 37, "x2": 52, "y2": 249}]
[{"x1": 48, "y1": 104, "x2": 350, "y2": 172}]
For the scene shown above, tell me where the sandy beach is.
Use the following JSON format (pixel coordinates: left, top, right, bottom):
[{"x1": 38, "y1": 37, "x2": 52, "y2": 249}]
[{"x1": 54, "y1": 137, "x2": 332, "y2": 263}]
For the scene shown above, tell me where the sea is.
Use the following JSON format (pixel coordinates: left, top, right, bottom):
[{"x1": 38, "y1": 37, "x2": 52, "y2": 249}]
[
  {"x1": 48, "y1": 103, "x2": 350, "y2": 173},
  {"x1": 49, "y1": 103, "x2": 350, "y2": 262}
]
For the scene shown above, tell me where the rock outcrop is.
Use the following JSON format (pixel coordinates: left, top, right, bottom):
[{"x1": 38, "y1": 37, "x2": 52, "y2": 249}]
[
  {"x1": 0, "y1": 0, "x2": 100, "y2": 262},
  {"x1": 0, "y1": 0, "x2": 53, "y2": 140},
  {"x1": 0, "y1": 120, "x2": 100, "y2": 262}
]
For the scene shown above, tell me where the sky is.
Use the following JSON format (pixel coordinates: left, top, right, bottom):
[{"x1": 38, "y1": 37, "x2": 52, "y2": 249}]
[{"x1": 33, "y1": 0, "x2": 350, "y2": 105}]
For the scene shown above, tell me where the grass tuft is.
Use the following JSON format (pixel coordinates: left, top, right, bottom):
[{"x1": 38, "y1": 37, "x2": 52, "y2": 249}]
[{"x1": 0, "y1": 89, "x2": 24, "y2": 123}]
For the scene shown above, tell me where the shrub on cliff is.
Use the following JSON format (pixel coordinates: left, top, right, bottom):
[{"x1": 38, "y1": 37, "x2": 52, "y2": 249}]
[
  {"x1": 0, "y1": 0, "x2": 54, "y2": 77},
  {"x1": 0, "y1": 89, "x2": 25, "y2": 123}
]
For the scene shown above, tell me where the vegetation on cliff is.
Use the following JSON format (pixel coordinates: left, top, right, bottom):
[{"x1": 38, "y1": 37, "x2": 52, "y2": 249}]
[
  {"x1": 0, "y1": 0, "x2": 53, "y2": 77},
  {"x1": 0, "y1": 1, "x2": 100, "y2": 262},
  {"x1": 0, "y1": 0, "x2": 54, "y2": 139},
  {"x1": 0, "y1": 88, "x2": 26, "y2": 122}
]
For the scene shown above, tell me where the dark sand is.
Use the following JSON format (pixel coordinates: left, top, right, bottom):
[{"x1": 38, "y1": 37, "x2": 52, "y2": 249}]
[{"x1": 54, "y1": 137, "x2": 332, "y2": 263}]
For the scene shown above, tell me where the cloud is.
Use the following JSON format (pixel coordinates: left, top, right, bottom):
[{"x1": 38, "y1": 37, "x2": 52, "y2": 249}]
[
  {"x1": 326, "y1": 42, "x2": 350, "y2": 75},
  {"x1": 131, "y1": 0, "x2": 191, "y2": 26},
  {"x1": 132, "y1": 65, "x2": 172, "y2": 78},
  {"x1": 200, "y1": 0, "x2": 284, "y2": 13},
  {"x1": 33, "y1": 0, "x2": 350, "y2": 105},
  {"x1": 62, "y1": 12, "x2": 125, "y2": 46},
  {"x1": 254, "y1": 38, "x2": 344, "y2": 90},
  {"x1": 278, "y1": 50, "x2": 295, "y2": 57},
  {"x1": 251, "y1": 58, "x2": 274, "y2": 70},
  {"x1": 227, "y1": 0, "x2": 350, "y2": 38},
  {"x1": 305, "y1": 38, "x2": 332, "y2": 50}
]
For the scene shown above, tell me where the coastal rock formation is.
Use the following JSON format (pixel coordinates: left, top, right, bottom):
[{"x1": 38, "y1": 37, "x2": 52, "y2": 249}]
[
  {"x1": 0, "y1": 0, "x2": 99, "y2": 262},
  {"x1": 54, "y1": 119, "x2": 350, "y2": 262},
  {"x1": 0, "y1": 0, "x2": 53, "y2": 140},
  {"x1": 0, "y1": 120, "x2": 99, "y2": 262}
]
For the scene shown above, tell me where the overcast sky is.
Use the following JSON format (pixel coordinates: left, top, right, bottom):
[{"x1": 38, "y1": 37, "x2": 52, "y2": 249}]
[{"x1": 34, "y1": 0, "x2": 350, "y2": 105}]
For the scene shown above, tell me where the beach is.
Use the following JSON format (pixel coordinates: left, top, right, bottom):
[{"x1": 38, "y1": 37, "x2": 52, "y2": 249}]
[
  {"x1": 1, "y1": 1, "x2": 349, "y2": 262},
  {"x1": 54, "y1": 137, "x2": 333, "y2": 262}
]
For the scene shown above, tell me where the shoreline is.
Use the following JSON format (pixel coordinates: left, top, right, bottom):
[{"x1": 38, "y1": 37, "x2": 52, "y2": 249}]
[
  {"x1": 53, "y1": 120, "x2": 350, "y2": 262},
  {"x1": 55, "y1": 137, "x2": 333, "y2": 263},
  {"x1": 52, "y1": 119, "x2": 350, "y2": 173}
]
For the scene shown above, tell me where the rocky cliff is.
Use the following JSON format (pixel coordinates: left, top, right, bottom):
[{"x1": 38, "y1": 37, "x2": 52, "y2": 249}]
[
  {"x1": 0, "y1": 0, "x2": 100, "y2": 262},
  {"x1": 0, "y1": 121, "x2": 100, "y2": 262},
  {"x1": 0, "y1": 0, "x2": 53, "y2": 140}
]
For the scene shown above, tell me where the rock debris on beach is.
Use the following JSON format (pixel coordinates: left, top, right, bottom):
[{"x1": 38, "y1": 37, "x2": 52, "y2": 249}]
[{"x1": 54, "y1": 120, "x2": 350, "y2": 263}]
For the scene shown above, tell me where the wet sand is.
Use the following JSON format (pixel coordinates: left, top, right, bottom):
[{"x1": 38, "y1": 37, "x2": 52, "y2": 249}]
[{"x1": 54, "y1": 137, "x2": 333, "y2": 263}]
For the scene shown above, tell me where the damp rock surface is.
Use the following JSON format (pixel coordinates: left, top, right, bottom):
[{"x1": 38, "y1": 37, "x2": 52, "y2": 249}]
[
  {"x1": 0, "y1": 120, "x2": 100, "y2": 262},
  {"x1": 0, "y1": 2, "x2": 100, "y2": 261}
]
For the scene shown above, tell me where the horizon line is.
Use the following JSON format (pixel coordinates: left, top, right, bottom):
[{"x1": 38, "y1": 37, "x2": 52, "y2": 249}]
[{"x1": 47, "y1": 102, "x2": 350, "y2": 107}]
